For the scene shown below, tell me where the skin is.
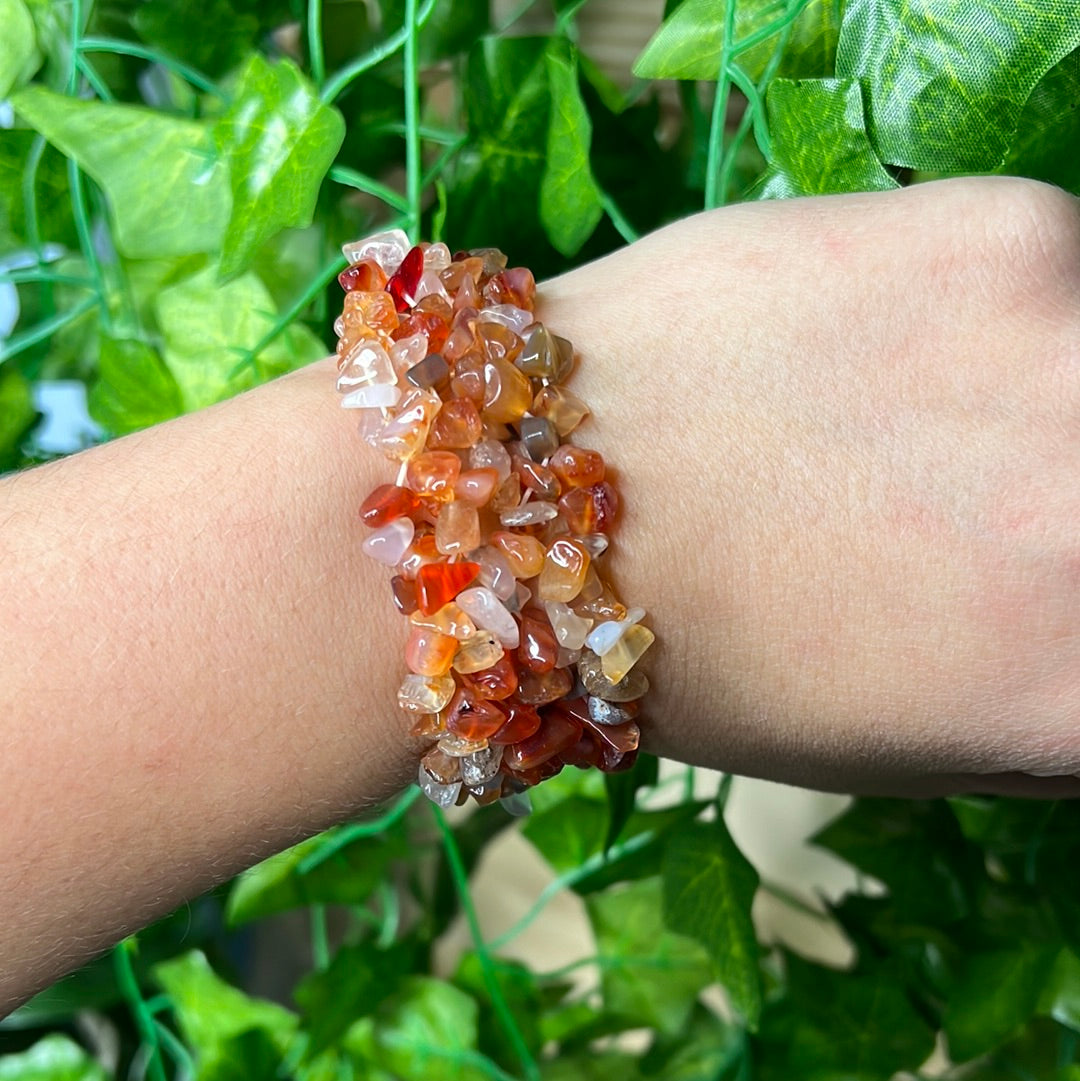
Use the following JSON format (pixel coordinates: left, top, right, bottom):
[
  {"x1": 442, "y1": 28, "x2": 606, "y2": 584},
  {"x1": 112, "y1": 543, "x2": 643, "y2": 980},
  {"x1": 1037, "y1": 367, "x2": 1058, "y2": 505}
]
[{"x1": 2, "y1": 176, "x2": 1080, "y2": 1012}]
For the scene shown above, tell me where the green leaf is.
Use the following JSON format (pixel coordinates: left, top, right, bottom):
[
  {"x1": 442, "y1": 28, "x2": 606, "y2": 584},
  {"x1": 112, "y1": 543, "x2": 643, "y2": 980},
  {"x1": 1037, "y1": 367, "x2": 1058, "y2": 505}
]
[
  {"x1": 213, "y1": 55, "x2": 345, "y2": 278},
  {"x1": 641, "y1": 1006, "x2": 746, "y2": 1081},
  {"x1": 661, "y1": 818, "x2": 762, "y2": 1027},
  {"x1": 295, "y1": 941, "x2": 414, "y2": 1058},
  {"x1": 0, "y1": 131, "x2": 75, "y2": 250},
  {"x1": 155, "y1": 265, "x2": 325, "y2": 412},
  {"x1": 132, "y1": 0, "x2": 260, "y2": 77},
  {"x1": 226, "y1": 826, "x2": 402, "y2": 927},
  {"x1": 370, "y1": 978, "x2": 488, "y2": 1081},
  {"x1": 835, "y1": 0, "x2": 1080, "y2": 171},
  {"x1": 0, "y1": 0, "x2": 36, "y2": 98},
  {"x1": 196, "y1": 1028, "x2": 282, "y2": 1081},
  {"x1": 0, "y1": 1036, "x2": 107, "y2": 1081},
  {"x1": 88, "y1": 336, "x2": 184, "y2": 436},
  {"x1": 587, "y1": 877, "x2": 713, "y2": 1036},
  {"x1": 454, "y1": 952, "x2": 545, "y2": 1063},
  {"x1": 1039, "y1": 948, "x2": 1080, "y2": 1033},
  {"x1": 758, "y1": 78, "x2": 899, "y2": 198},
  {"x1": 943, "y1": 946, "x2": 1059, "y2": 1062},
  {"x1": 523, "y1": 794, "x2": 608, "y2": 874},
  {"x1": 10, "y1": 86, "x2": 230, "y2": 260},
  {"x1": 813, "y1": 798, "x2": 974, "y2": 925},
  {"x1": 445, "y1": 36, "x2": 553, "y2": 261},
  {"x1": 771, "y1": 953, "x2": 937, "y2": 1078},
  {"x1": 999, "y1": 45, "x2": 1080, "y2": 196},
  {"x1": 0, "y1": 363, "x2": 36, "y2": 472},
  {"x1": 540, "y1": 39, "x2": 604, "y2": 257},
  {"x1": 602, "y1": 752, "x2": 659, "y2": 854},
  {"x1": 153, "y1": 950, "x2": 297, "y2": 1062},
  {"x1": 540, "y1": 1052, "x2": 645, "y2": 1081},
  {"x1": 634, "y1": 0, "x2": 842, "y2": 83}
]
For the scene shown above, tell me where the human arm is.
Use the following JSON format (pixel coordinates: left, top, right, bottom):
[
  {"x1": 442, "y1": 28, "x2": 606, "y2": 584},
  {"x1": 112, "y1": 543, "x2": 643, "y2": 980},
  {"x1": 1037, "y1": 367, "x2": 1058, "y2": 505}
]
[{"x1": 3, "y1": 176, "x2": 1080, "y2": 1011}]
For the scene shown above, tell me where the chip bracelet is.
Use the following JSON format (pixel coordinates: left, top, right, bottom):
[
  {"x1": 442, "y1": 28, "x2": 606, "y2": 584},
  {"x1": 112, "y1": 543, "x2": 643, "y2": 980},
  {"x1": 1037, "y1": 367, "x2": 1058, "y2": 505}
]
[{"x1": 333, "y1": 231, "x2": 653, "y2": 812}]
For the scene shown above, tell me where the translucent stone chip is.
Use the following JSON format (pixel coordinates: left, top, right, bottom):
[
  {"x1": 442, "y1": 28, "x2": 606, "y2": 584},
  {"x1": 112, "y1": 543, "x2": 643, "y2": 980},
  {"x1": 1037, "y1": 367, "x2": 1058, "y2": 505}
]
[
  {"x1": 578, "y1": 649, "x2": 649, "y2": 703},
  {"x1": 470, "y1": 438, "x2": 512, "y2": 480},
  {"x1": 532, "y1": 385, "x2": 590, "y2": 437},
  {"x1": 519, "y1": 415, "x2": 559, "y2": 462},
  {"x1": 453, "y1": 631, "x2": 504, "y2": 674},
  {"x1": 435, "y1": 499, "x2": 481, "y2": 555},
  {"x1": 361, "y1": 518, "x2": 415, "y2": 565},
  {"x1": 600, "y1": 624, "x2": 655, "y2": 683},
  {"x1": 499, "y1": 790, "x2": 533, "y2": 817},
  {"x1": 456, "y1": 586, "x2": 520, "y2": 648},
  {"x1": 438, "y1": 732, "x2": 489, "y2": 757},
  {"x1": 461, "y1": 743, "x2": 504, "y2": 787},
  {"x1": 587, "y1": 696, "x2": 636, "y2": 727},
  {"x1": 500, "y1": 501, "x2": 558, "y2": 528},
  {"x1": 374, "y1": 387, "x2": 442, "y2": 462},
  {"x1": 344, "y1": 228, "x2": 410, "y2": 272},
  {"x1": 397, "y1": 672, "x2": 456, "y2": 714},
  {"x1": 418, "y1": 764, "x2": 461, "y2": 807},
  {"x1": 545, "y1": 602, "x2": 592, "y2": 650},
  {"x1": 537, "y1": 538, "x2": 590, "y2": 603},
  {"x1": 340, "y1": 383, "x2": 401, "y2": 410}
]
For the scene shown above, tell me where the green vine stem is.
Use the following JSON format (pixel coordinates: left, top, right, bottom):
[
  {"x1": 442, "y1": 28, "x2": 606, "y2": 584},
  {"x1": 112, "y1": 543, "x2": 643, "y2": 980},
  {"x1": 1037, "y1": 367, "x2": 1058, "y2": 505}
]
[
  {"x1": 329, "y1": 165, "x2": 410, "y2": 214},
  {"x1": 298, "y1": 787, "x2": 420, "y2": 873},
  {"x1": 0, "y1": 294, "x2": 98, "y2": 365},
  {"x1": 402, "y1": 0, "x2": 422, "y2": 242},
  {"x1": 705, "y1": 0, "x2": 739, "y2": 209},
  {"x1": 432, "y1": 806, "x2": 541, "y2": 1081},
  {"x1": 307, "y1": 0, "x2": 326, "y2": 88},
  {"x1": 78, "y1": 37, "x2": 226, "y2": 99},
  {"x1": 113, "y1": 938, "x2": 168, "y2": 1081}
]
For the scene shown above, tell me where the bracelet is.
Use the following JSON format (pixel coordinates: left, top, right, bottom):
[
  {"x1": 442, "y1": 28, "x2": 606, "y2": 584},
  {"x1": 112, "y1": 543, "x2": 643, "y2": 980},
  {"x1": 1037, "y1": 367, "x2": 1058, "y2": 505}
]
[{"x1": 334, "y1": 231, "x2": 653, "y2": 813}]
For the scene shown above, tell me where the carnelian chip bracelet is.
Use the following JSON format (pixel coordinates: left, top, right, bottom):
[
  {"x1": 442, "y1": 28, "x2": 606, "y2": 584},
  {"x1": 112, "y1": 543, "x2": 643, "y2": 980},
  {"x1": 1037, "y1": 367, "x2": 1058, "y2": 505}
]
[{"x1": 333, "y1": 230, "x2": 654, "y2": 812}]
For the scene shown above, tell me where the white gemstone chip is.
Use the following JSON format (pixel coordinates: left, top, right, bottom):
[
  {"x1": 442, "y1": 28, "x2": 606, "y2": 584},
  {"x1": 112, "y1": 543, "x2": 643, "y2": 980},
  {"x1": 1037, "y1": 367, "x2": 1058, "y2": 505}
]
[{"x1": 361, "y1": 518, "x2": 414, "y2": 565}]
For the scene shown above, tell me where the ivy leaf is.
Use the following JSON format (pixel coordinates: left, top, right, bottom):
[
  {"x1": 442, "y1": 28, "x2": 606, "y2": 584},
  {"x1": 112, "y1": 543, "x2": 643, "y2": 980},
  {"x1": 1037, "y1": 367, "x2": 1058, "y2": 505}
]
[
  {"x1": 10, "y1": 86, "x2": 229, "y2": 260},
  {"x1": 522, "y1": 766, "x2": 609, "y2": 873},
  {"x1": 0, "y1": 363, "x2": 36, "y2": 472},
  {"x1": 661, "y1": 818, "x2": 761, "y2": 1028},
  {"x1": 836, "y1": 0, "x2": 1080, "y2": 171},
  {"x1": 226, "y1": 827, "x2": 403, "y2": 926},
  {"x1": 196, "y1": 1029, "x2": 283, "y2": 1081},
  {"x1": 641, "y1": 1006, "x2": 746, "y2": 1081},
  {"x1": 0, "y1": 0, "x2": 36, "y2": 98},
  {"x1": 999, "y1": 45, "x2": 1080, "y2": 195},
  {"x1": 943, "y1": 946, "x2": 1059, "y2": 1062},
  {"x1": 295, "y1": 941, "x2": 414, "y2": 1058},
  {"x1": 0, "y1": 1035, "x2": 107, "y2": 1081},
  {"x1": 213, "y1": 55, "x2": 344, "y2": 279},
  {"x1": 88, "y1": 336, "x2": 184, "y2": 437},
  {"x1": 445, "y1": 36, "x2": 553, "y2": 265},
  {"x1": 812, "y1": 798, "x2": 973, "y2": 925},
  {"x1": 587, "y1": 876, "x2": 713, "y2": 1036},
  {"x1": 540, "y1": 39, "x2": 604, "y2": 258},
  {"x1": 155, "y1": 265, "x2": 325, "y2": 412},
  {"x1": 602, "y1": 752, "x2": 659, "y2": 854},
  {"x1": 539, "y1": 1052, "x2": 645, "y2": 1081},
  {"x1": 0, "y1": 132, "x2": 74, "y2": 250},
  {"x1": 633, "y1": 0, "x2": 840, "y2": 83},
  {"x1": 132, "y1": 0, "x2": 259, "y2": 78},
  {"x1": 153, "y1": 951, "x2": 297, "y2": 1064},
  {"x1": 370, "y1": 978, "x2": 488, "y2": 1081},
  {"x1": 758, "y1": 78, "x2": 899, "y2": 198}
]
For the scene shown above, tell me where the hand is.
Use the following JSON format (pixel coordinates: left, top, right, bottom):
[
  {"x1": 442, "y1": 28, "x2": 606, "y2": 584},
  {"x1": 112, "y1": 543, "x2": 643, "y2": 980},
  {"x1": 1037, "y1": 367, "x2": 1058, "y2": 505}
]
[{"x1": 543, "y1": 177, "x2": 1080, "y2": 797}]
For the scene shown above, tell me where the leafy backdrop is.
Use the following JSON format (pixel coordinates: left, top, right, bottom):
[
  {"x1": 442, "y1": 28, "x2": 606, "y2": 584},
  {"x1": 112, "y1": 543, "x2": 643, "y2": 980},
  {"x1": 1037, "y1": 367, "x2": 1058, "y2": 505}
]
[{"x1": 2, "y1": 1, "x2": 1080, "y2": 1078}]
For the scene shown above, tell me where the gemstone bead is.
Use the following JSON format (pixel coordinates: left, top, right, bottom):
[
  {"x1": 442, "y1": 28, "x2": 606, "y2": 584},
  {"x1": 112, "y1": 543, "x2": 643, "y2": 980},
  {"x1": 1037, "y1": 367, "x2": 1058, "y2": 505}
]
[
  {"x1": 477, "y1": 322, "x2": 523, "y2": 363},
  {"x1": 360, "y1": 484, "x2": 423, "y2": 528},
  {"x1": 406, "y1": 451, "x2": 461, "y2": 502},
  {"x1": 398, "y1": 530, "x2": 440, "y2": 580},
  {"x1": 421, "y1": 746, "x2": 462, "y2": 785},
  {"x1": 545, "y1": 601, "x2": 593, "y2": 650},
  {"x1": 559, "y1": 482, "x2": 619, "y2": 533},
  {"x1": 454, "y1": 468, "x2": 500, "y2": 507},
  {"x1": 428, "y1": 398, "x2": 483, "y2": 450},
  {"x1": 587, "y1": 696, "x2": 639, "y2": 727},
  {"x1": 482, "y1": 358, "x2": 533, "y2": 424},
  {"x1": 339, "y1": 259, "x2": 388, "y2": 293},
  {"x1": 337, "y1": 339, "x2": 397, "y2": 391},
  {"x1": 461, "y1": 743, "x2": 504, "y2": 786},
  {"x1": 489, "y1": 701, "x2": 542, "y2": 744},
  {"x1": 502, "y1": 709, "x2": 581, "y2": 772},
  {"x1": 517, "y1": 607, "x2": 559, "y2": 673},
  {"x1": 387, "y1": 245, "x2": 424, "y2": 311},
  {"x1": 491, "y1": 474, "x2": 523, "y2": 515},
  {"x1": 469, "y1": 438, "x2": 512, "y2": 480},
  {"x1": 437, "y1": 732, "x2": 489, "y2": 757},
  {"x1": 393, "y1": 312, "x2": 449, "y2": 354},
  {"x1": 405, "y1": 353, "x2": 451, "y2": 391},
  {"x1": 453, "y1": 631, "x2": 504, "y2": 673},
  {"x1": 483, "y1": 266, "x2": 535, "y2": 310},
  {"x1": 519, "y1": 416, "x2": 559, "y2": 462},
  {"x1": 446, "y1": 686, "x2": 508, "y2": 741},
  {"x1": 374, "y1": 387, "x2": 442, "y2": 461},
  {"x1": 479, "y1": 303, "x2": 533, "y2": 335},
  {"x1": 343, "y1": 228, "x2": 410, "y2": 272},
  {"x1": 390, "y1": 575, "x2": 419, "y2": 615},
  {"x1": 390, "y1": 332, "x2": 429, "y2": 377},
  {"x1": 492, "y1": 532, "x2": 546, "y2": 578},
  {"x1": 537, "y1": 538, "x2": 590, "y2": 603},
  {"x1": 515, "y1": 665, "x2": 574, "y2": 705},
  {"x1": 461, "y1": 652, "x2": 518, "y2": 701},
  {"x1": 342, "y1": 290, "x2": 400, "y2": 336},
  {"x1": 456, "y1": 586, "x2": 520, "y2": 648},
  {"x1": 587, "y1": 718, "x2": 641, "y2": 755},
  {"x1": 601, "y1": 623, "x2": 655, "y2": 683},
  {"x1": 549, "y1": 445, "x2": 605, "y2": 489},
  {"x1": 415, "y1": 560, "x2": 480, "y2": 614},
  {"x1": 340, "y1": 383, "x2": 401, "y2": 410},
  {"x1": 435, "y1": 499, "x2": 481, "y2": 555},
  {"x1": 500, "y1": 501, "x2": 558, "y2": 528},
  {"x1": 472, "y1": 546, "x2": 517, "y2": 600},
  {"x1": 578, "y1": 649, "x2": 649, "y2": 702},
  {"x1": 516, "y1": 324, "x2": 573, "y2": 381},
  {"x1": 362, "y1": 518, "x2": 415, "y2": 565},
  {"x1": 397, "y1": 672, "x2": 456, "y2": 714},
  {"x1": 405, "y1": 623, "x2": 457, "y2": 676},
  {"x1": 417, "y1": 765, "x2": 461, "y2": 808},
  {"x1": 532, "y1": 385, "x2": 590, "y2": 436},
  {"x1": 410, "y1": 602, "x2": 476, "y2": 641}
]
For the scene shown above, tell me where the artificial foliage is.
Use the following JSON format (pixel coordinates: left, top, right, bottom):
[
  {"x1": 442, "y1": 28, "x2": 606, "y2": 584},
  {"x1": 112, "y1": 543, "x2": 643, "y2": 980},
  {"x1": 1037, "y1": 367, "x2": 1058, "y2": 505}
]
[{"x1": 2, "y1": 0, "x2": 1080, "y2": 1078}]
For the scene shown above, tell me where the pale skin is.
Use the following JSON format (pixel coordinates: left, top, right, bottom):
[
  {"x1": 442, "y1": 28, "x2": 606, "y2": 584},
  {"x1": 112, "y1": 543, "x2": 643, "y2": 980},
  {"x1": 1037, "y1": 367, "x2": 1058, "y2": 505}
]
[{"x1": 3, "y1": 176, "x2": 1080, "y2": 1013}]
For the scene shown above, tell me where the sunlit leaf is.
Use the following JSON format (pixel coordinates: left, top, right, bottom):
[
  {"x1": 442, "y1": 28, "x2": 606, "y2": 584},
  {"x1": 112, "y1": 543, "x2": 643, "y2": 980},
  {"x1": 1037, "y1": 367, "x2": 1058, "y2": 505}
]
[
  {"x1": 0, "y1": 362, "x2": 36, "y2": 471},
  {"x1": 758, "y1": 77, "x2": 898, "y2": 198},
  {"x1": 836, "y1": 0, "x2": 1080, "y2": 170},
  {"x1": 0, "y1": 0, "x2": 36, "y2": 98},
  {"x1": 662, "y1": 818, "x2": 761, "y2": 1027},
  {"x1": 153, "y1": 951, "x2": 297, "y2": 1063},
  {"x1": 154, "y1": 265, "x2": 325, "y2": 411},
  {"x1": 226, "y1": 827, "x2": 402, "y2": 927},
  {"x1": 0, "y1": 1035, "x2": 107, "y2": 1081},
  {"x1": 88, "y1": 335, "x2": 184, "y2": 436},
  {"x1": 587, "y1": 876, "x2": 713, "y2": 1036},
  {"x1": 213, "y1": 55, "x2": 344, "y2": 278},
  {"x1": 10, "y1": 86, "x2": 230, "y2": 259},
  {"x1": 540, "y1": 38, "x2": 603, "y2": 257}
]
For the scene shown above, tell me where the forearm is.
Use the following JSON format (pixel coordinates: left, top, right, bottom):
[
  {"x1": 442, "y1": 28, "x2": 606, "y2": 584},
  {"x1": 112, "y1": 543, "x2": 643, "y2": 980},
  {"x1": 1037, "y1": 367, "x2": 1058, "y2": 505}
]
[{"x1": 0, "y1": 360, "x2": 411, "y2": 1010}]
